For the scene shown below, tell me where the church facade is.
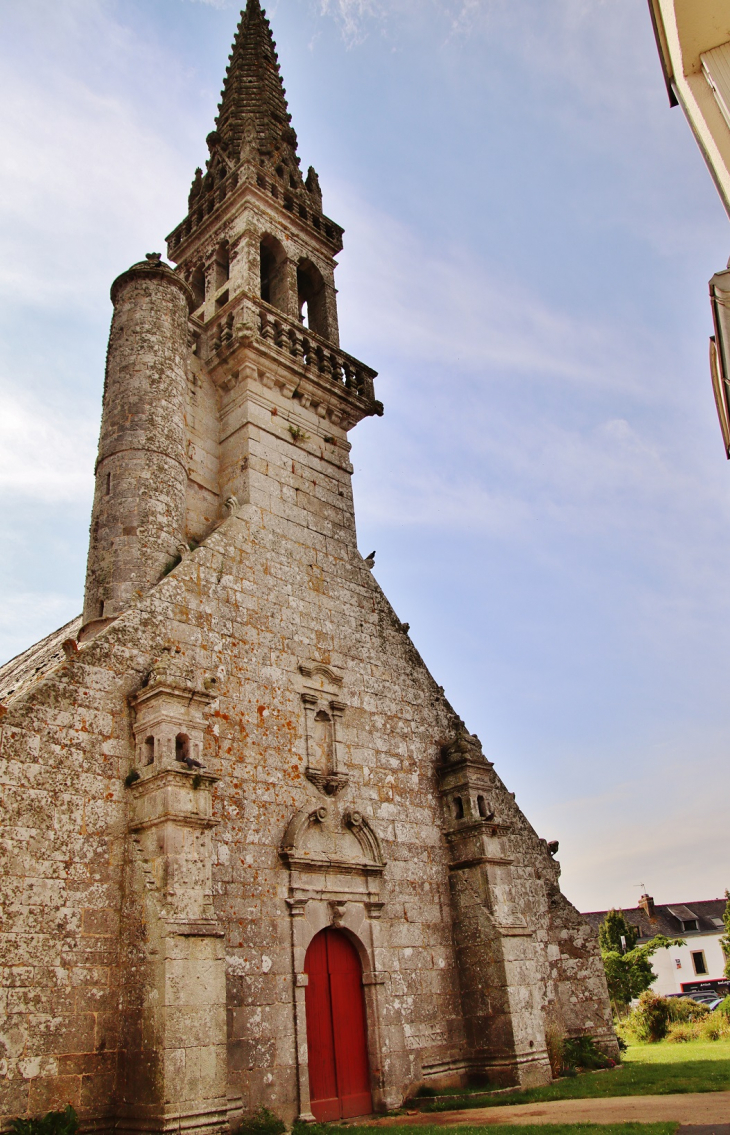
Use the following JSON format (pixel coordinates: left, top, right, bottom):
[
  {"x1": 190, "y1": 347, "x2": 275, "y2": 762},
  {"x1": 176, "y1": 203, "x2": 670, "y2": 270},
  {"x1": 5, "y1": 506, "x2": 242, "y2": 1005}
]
[{"x1": 0, "y1": 3, "x2": 616, "y2": 1131}]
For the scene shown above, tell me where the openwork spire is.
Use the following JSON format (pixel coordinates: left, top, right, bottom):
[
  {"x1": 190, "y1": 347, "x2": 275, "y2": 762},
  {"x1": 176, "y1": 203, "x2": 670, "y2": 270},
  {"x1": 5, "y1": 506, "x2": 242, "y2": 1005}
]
[{"x1": 210, "y1": 0, "x2": 300, "y2": 177}]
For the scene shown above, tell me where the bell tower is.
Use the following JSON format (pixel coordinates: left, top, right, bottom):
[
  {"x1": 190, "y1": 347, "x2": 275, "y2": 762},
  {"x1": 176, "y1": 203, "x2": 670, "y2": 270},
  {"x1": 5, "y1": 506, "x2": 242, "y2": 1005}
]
[
  {"x1": 166, "y1": 0, "x2": 381, "y2": 520},
  {"x1": 82, "y1": 0, "x2": 382, "y2": 639}
]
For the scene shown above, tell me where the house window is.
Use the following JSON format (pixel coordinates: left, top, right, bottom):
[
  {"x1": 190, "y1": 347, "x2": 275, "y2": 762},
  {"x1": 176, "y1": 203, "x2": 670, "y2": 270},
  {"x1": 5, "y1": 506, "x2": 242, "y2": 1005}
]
[
  {"x1": 711, "y1": 917, "x2": 724, "y2": 928},
  {"x1": 682, "y1": 919, "x2": 699, "y2": 932},
  {"x1": 692, "y1": 951, "x2": 708, "y2": 976}
]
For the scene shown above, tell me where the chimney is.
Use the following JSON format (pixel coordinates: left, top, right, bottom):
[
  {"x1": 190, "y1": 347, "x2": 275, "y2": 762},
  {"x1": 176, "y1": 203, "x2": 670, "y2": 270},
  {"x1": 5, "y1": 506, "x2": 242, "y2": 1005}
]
[{"x1": 638, "y1": 893, "x2": 655, "y2": 917}]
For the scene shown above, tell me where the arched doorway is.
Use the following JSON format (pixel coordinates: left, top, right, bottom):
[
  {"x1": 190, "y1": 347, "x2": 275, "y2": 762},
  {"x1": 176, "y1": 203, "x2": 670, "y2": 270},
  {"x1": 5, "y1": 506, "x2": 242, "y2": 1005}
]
[{"x1": 304, "y1": 928, "x2": 373, "y2": 1120}]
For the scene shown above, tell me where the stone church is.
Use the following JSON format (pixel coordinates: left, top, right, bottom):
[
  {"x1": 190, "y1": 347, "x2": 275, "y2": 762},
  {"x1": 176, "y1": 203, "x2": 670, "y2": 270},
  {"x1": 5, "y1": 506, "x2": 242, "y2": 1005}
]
[{"x1": 0, "y1": 2, "x2": 616, "y2": 1130}]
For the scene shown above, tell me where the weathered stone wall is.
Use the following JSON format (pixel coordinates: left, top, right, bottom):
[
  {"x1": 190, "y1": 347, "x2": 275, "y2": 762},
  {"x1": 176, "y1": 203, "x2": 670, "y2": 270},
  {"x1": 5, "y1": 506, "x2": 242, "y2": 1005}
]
[{"x1": 0, "y1": 383, "x2": 616, "y2": 1126}]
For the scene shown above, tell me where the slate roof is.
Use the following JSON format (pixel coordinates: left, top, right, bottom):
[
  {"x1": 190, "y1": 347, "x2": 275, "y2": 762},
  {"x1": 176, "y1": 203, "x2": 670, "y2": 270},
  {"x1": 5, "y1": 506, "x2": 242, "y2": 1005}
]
[
  {"x1": 583, "y1": 898, "x2": 727, "y2": 941},
  {"x1": 0, "y1": 615, "x2": 82, "y2": 704}
]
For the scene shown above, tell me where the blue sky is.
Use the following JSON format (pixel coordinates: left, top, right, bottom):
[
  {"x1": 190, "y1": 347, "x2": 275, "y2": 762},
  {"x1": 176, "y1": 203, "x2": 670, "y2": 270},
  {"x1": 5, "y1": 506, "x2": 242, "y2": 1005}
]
[{"x1": 1, "y1": 0, "x2": 729, "y2": 912}]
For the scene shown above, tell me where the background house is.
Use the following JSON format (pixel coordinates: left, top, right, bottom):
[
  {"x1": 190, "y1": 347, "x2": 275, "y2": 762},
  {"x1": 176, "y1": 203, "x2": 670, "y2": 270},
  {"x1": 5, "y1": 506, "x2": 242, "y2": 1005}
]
[{"x1": 584, "y1": 893, "x2": 729, "y2": 998}]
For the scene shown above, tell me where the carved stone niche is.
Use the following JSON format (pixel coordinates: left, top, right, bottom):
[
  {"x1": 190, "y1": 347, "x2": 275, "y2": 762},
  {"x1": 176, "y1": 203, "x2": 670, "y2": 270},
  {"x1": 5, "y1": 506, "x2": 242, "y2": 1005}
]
[
  {"x1": 298, "y1": 662, "x2": 348, "y2": 796},
  {"x1": 438, "y1": 727, "x2": 512, "y2": 872},
  {"x1": 130, "y1": 653, "x2": 215, "y2": 778}
]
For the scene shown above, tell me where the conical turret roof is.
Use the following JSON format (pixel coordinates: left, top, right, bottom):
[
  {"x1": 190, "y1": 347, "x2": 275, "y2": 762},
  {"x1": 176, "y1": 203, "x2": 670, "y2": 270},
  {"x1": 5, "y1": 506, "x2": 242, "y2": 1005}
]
[{"x1": 212, "y1": 0, "x2": 300, "y2": 175}]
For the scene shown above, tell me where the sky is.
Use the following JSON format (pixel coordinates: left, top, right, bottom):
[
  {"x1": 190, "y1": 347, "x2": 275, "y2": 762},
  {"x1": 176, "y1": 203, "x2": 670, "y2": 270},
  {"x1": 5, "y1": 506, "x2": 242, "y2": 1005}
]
[{"x1": 1, "y1": 0, "x2": 729, "y2": 914}]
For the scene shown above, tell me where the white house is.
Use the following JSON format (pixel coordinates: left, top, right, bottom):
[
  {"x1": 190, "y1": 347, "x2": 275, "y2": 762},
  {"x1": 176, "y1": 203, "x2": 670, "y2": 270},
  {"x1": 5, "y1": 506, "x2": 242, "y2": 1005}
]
[{"x1": 584, "y1": 894, "x2": 728, "y2": 999}]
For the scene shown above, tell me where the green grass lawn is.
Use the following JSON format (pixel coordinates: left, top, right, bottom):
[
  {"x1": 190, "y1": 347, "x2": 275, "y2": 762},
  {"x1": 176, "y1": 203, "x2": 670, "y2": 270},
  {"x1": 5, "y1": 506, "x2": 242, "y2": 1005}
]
[{"x1": 412, "y1": 1039, "x2": 730, "y2": 1112}]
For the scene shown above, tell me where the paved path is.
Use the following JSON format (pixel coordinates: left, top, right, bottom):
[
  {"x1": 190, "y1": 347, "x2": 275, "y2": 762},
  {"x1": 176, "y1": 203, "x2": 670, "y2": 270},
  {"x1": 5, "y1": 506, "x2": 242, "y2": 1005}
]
[{"x1": 365, "y1": 1091, "x2": 730, "y2": 1127}]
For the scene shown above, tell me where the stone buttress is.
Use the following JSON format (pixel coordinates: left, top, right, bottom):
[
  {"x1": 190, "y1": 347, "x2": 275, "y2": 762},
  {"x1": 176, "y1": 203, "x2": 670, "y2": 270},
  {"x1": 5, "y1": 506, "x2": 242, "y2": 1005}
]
[{"x1": 0, "y1": 1, "x2": 618, "y2": 1130}]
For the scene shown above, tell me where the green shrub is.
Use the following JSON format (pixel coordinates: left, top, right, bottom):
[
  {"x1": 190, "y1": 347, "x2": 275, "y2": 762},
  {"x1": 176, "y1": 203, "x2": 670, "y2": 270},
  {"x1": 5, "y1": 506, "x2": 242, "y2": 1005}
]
[
  {"x1": 626, "y1": 992, "x2": 714, "y2": 1043},
  {"x1": 562, "y1": 1035, "x2": 615, "y2": 1070},
  {"x1": 666, "y1": 1021, "x2": 699, "y2": 1043},
  {"x1": 666, "y1": 997, "x2": 710, "y2": 1023},
  {"x1": 718, "y1": 995, "x2": 730, "y2": 1020},
  {"x1": 234, "y1": 1108, "x2": 286, "y2": 1135},
  {"x1": 9, "y1": 1106, "x2": 79, "y2": 1135},
  {"x1": 631, "y1": 992, "x2": 669, "y2": 1042}
]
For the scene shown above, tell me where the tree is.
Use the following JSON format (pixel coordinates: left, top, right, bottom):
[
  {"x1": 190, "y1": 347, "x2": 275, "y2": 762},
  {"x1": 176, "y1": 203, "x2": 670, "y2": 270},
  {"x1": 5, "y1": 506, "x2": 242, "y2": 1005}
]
[
  {"x1": 721, "y1": 890, "x2": 730, "y2": 979},
  {"x1": 598, "y1": 909, "x2": 683, "y2": 1013},
  {"x1": 599, "y1": 909, "x2": 638, "y2": 955}
]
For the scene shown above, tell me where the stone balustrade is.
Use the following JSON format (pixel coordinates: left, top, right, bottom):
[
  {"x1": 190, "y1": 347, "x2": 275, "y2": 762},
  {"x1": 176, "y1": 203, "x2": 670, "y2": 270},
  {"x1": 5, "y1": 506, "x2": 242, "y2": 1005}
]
[{"x1": 207, "y1": 295, "x2": 380, "y2": 410}]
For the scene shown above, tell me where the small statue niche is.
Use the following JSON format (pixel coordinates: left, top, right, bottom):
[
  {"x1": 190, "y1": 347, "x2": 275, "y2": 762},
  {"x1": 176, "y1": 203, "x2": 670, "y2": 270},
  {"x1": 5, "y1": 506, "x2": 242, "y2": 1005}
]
[
  {"x1": 298, "y1": 663, "x2": 349, "y2": 797},
  {"x1": 311, "y1": 709, "x2": 334, "y2": 774}
]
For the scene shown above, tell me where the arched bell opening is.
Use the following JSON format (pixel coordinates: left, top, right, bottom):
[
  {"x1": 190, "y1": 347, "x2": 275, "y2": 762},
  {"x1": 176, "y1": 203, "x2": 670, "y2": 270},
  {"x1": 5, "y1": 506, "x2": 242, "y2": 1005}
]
[
  {"x1": 260, "y1": 234, "x2": 289, "y2": 313},
  {"x1": 303, "y1": 928, "x2": 373, "y2": 1121},
  {"x1": 213, "y1": 241, "x2": 230, "y2": 309},
  {"x1": 297, "y1": 258, "x2": 328, "y2": 339},
  {"x1": 190, "y1": 265, "x2": 206, "y2": 311},
  {"x1": 175, "y1": 732, "x2": 190, "y2": 763}
]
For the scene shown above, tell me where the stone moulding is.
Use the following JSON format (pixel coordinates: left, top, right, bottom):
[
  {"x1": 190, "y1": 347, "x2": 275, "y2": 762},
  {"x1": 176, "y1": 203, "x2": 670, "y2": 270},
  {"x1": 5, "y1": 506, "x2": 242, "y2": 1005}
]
[
  {"x1": 298, "y1": 662, "x2": 343, "y2": 687},
  {"x1": 279, "y1": 803, "x2": 385, "y2": 877},
  {"x1": 305, "y1": 767, "x2": 350, "y2": 796},
  {"x1": 163, "y1": 918, "x2": 226, "y2": 938}
]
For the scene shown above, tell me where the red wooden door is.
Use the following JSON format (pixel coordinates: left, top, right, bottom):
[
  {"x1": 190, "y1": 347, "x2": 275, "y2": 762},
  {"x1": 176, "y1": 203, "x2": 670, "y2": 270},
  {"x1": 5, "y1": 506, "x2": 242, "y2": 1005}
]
[{"x1": 304, "y1": 929, "x2": 372, "y2": 1121}]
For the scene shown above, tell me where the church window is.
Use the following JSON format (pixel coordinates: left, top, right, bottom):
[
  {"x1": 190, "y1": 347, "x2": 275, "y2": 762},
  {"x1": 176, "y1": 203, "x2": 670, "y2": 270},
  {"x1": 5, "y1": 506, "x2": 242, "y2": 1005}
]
[
  {"x1": 260, "y1": 235, "x2": 289, "y2": 312},
  {"x1": 175, "y1": 733, "x2": 191, "y2": 762},
  {"x1": 105, "y1": 472, "x2": 111, "y2": 496},
  {"x1": 297, "y1": 259, "x2": 328, "y2": 339},
  {"x1": 191, "y1": 266, "x2": 206, "y2": 310},
  {"x1": 453, "y1": 795, "x2": 464, "y2": 820},
  {"x1": 144, "y1": 736, "x2": 155, "y2": 765}
]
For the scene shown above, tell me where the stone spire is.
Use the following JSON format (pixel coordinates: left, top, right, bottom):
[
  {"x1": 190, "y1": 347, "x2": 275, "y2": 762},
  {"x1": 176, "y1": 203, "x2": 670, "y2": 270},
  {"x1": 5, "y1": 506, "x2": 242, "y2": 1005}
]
[{"x1": 209, "y1": 0, "x2": 301, "y2": 179}]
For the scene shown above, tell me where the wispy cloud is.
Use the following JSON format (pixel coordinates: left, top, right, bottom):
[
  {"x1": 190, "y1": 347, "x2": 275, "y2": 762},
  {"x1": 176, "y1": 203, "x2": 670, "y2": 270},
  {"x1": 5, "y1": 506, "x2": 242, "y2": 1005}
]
[{"x1": 0, "y1": 387, "x2": 96, "y2": 503}]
